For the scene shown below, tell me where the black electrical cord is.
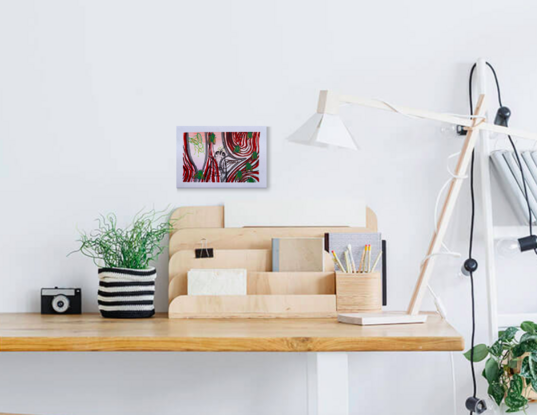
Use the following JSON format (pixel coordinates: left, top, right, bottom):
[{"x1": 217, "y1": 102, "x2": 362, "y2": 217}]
[
  {"x1": 467, "y1": 67, "x2": 478, "y2": 413},
  {"x1": 467, "y1": 61, "x2": 505, "y2": 414},
  {"x1": 466, "y1": 62, "x2": 533, "y2": 415}
]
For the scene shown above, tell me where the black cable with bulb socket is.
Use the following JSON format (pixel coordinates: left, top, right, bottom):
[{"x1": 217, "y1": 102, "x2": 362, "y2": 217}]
[
  {"x1": 466, "y1": 63, "x2": 482, "y2": 415},
  {"x1": 465, "y1": 61, "x2": 534, "y2": 415}
]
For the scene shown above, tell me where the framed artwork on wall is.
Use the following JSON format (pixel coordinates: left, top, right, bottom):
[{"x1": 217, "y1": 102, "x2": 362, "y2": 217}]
[{"x1": 177, "y1": 126, "x2": 267, "y2": 188}]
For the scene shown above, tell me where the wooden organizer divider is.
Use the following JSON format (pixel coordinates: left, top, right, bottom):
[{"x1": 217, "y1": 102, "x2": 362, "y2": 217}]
[
  {"x1": 169, "y1": 295, "x2": 337, "y2": 318},
  {"x1": 247, "y1": 272, "x2": 335, "y2": 295},
  {"x1": 169, "y1": 250, "x2": 334, "y2": 302},
  {"x1": 168, "y1": 206, "x2": 379, "y2": 318},
  {"x1": 170, "y1": 206, "x2": 377, "y2": 235}
]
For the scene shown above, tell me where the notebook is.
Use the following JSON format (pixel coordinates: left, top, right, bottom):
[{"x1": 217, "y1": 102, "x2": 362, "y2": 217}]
[
  {"x1": 325, "y1": 232, "x2": 387, "y2": 306},
  {"x1": 272, "y1": 237, "x2": 324, "y2": 272}
]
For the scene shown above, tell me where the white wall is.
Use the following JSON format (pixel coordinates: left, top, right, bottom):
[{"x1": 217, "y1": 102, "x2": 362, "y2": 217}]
[{"x1": 1, "y1": 0, "x2": 537, "y2": 414}]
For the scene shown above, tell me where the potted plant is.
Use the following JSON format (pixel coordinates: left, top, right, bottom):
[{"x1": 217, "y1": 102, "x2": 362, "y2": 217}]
[
  {"x1": 464, "y1": 321, "x2": 537, "y2": 413},
  {"x1": 70, "y1": 209, "x2": 173, "y2": 318}
]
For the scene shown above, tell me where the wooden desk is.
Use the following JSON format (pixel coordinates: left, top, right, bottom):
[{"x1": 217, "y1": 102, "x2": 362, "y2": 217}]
[
  {"x1": 0, "y1": 313, "x2": 463, "y2": 352},
  {"x1": 0, "y1": 313, "x2": 463, "y2": 415}
]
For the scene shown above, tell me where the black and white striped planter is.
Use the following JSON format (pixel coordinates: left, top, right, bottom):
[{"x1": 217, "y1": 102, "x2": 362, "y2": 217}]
[{"x1": 98, "y1": 267, "x2": 156, "y2": 318}]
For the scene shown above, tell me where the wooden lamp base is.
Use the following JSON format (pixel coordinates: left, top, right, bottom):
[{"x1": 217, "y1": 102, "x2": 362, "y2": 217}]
[{"x1": 337, "y1": 312, "x2": 428, "y2": 326}]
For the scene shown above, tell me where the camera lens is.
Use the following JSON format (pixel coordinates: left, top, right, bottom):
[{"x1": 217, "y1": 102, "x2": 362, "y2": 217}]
[{"x1": 52, "y1": 295, "x2": 70, "y2": 313}]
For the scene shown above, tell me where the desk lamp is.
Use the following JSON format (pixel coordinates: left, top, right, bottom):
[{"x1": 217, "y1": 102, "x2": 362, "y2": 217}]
[{"x1": 288, "y1": 90, "x2": 537, "y2": 325}]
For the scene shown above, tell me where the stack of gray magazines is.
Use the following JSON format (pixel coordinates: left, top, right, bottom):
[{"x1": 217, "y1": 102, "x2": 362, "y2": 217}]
[{"x1": 491, "y1": 150, "x2": 537, "y2": 225}]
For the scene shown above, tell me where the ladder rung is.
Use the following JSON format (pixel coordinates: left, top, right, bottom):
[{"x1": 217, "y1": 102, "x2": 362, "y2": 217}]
[
  {"x1": 498, "y1": 313, "x2": 537, "y2": 328},
  {"x1": 493, "y1": 226, "x2": 529, "y2": 240}
]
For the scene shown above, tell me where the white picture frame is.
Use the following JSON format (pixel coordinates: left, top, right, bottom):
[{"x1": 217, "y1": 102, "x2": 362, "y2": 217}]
[{"x1": 177, "y1": 126, "x2": 267, "y2": 188}]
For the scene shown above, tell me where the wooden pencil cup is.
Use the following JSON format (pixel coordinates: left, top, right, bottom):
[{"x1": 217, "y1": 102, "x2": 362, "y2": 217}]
[{"x1": 335, "y1": 272, "x2": 382, "y2": 313}]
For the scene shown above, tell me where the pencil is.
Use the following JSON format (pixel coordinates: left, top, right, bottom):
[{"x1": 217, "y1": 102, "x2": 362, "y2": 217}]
[
  {"x1": 330, "y1": 254, "x2": 339, "y2": 270},
  {"x1": 347, "y1": 244, "x2": 357, "y2": 273},
  {"x1": 332, "y1": 250, "x2": 347, "y2": 273},
  {"x1": 367, "y1": 245, "x2": 371, "y2": 272},
  {"x1": 371, "y1": 251, "x2": 383, "y2": 272},
  {"x1": 358, "y1": 246, "x2": 366, "y2": 273}
]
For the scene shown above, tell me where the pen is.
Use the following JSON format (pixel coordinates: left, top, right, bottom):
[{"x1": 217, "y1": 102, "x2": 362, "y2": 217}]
[
  {"x1": 332, "y1": 250, "x2": 347, "y2": 273},
  {"x1": 371, "y1": 251, "x2": 383, "y2": 272},
  {"x1": 344, "y1": 250, "x2": 352, "y2": 274},
  {"x1": 347, "y1": 244, "x2": 357, "y2": 273}
]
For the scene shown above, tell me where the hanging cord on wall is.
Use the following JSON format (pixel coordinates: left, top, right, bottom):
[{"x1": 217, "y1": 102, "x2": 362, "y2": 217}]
[
  {"x1": 465, "y1": 62, "x2": 490, "y2": 414},
  {"x1": 465, "y1": 61, "x2": 531, "y2": 414},
  {"x1": 466, "y1": 62, "x2": 491, "y2": 414}
]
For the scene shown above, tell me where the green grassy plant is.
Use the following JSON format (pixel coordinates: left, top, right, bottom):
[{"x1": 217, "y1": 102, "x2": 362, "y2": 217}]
[{"x1": 70, "y1": 208, "x2": 174, "y2": 270}]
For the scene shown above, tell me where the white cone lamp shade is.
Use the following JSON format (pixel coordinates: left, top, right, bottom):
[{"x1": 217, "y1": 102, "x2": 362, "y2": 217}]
[
  {"x1": 288, "y1": 113, "x2": 358, "y2": 150},
  {"x1": 287, "y1": 90, "x2": 358, "y2": 151}
]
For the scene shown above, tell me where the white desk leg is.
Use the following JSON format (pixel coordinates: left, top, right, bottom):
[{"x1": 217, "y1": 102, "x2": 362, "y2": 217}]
[{"x1": 307, "y1": 352, "x2": 349, "y2": 415}]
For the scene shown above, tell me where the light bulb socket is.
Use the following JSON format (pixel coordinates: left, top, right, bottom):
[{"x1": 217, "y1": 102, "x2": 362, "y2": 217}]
[
  {"x1": 462, "y1": 258, "x2": 478, "y2": 276},
  {"x1": 465, "y1": 397, "x2": 487, "y2": 414},
  {"x1": 518, "y1": 235, "x2": 537, "y2": 252},
  {"x1": 456, "y1": 125, "x2": 467, "y2": 136},
  {"x1": 494, "y1": 106, "x2": 511, "y2": 127}
]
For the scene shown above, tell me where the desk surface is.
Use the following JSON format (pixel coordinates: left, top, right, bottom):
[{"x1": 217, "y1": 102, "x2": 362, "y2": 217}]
[{"x1": 0, "y1": 313, "x2": 464, "y2": 352}]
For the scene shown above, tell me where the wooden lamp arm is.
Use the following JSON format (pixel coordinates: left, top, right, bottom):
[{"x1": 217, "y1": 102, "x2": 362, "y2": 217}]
[{"x1": 318, "y1": 90, "x2": 537, "y2": 141}]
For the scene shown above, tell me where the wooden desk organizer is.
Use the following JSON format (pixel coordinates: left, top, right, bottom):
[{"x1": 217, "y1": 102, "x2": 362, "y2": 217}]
[{"x1": 168, "y1": 205, "x2": 380, "y2": 319}]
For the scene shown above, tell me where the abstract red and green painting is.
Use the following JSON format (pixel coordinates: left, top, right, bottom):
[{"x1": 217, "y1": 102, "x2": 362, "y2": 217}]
[{"x1": 177, "y1": 126, "x2": 267, "y2": 188}]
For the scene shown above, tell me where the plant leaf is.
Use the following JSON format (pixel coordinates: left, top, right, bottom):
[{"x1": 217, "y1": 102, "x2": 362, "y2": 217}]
[
  {"x1": 509, "y1": 359, "x2": 520, "y2": 369},
  {"x1": 500, "y1": 327, "x2": 519, "y2": 342},
  {"x1": 523, "y1": 340, "x2": 537, "y2": 353},
  {"x1": 485, "y1": 358, "x2": 501, "y2": 383},
  {"x1": 234, "y1": 145, "x2": 240, "y2": 153},
  {"x1": 247, "y1": 132, "x2": 252, "y2": 138},
  {"x1": 464, "y1": 344, "x2": 489, "y2": 362},
  {"x1": 490, "y1": 340, "x2": 503, "y2": 357},
  {"x1": 505, "y1": 394, "x2": 527, "y2": 412},
  {"x1": 236, "y1": 171, "x2": 242, "y2": 180},
  {"x1": 488, "y1": 381, "x2": 505, "y2": 406},
  {"x1": 505, "y1": 374, "x2": 527, "y2": 413},
  {"x1": 520, "y1": 333, "x2": 537, "y2": 343},
  {"x1": 512, "y1": 344, "x2": 526, "y2": 358},
  {"x1": 520, "y1": 356, "x2": 531, "y2": 378},
  {"x1": 530, "y1": 377, "x2": 537, "y2": 393},
  {"x1": 509, "y1": 373, "x2": 524, "y2": 396},
  {"x1": 521, "y1": 321, "x2": 536, "y2": 334},
  {"x1": 252, "y1": 151, "x2": 258, "y2": 160}
]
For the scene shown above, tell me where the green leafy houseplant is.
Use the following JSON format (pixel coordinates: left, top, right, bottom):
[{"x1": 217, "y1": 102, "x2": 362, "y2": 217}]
[
  {"x1": 464, "y1": 321, "x2": 537, "y2": 413},
  {"x1": 71, "y1": 209, "x2": 174, "y2": 269}
]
